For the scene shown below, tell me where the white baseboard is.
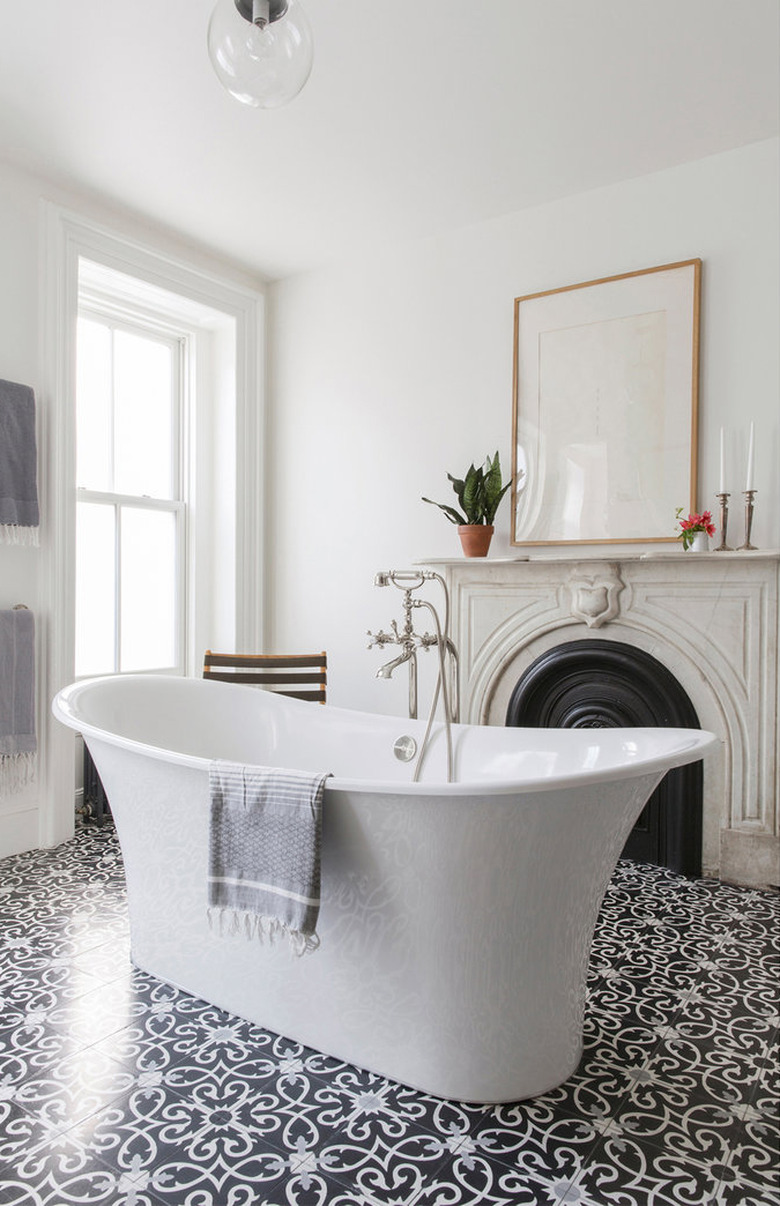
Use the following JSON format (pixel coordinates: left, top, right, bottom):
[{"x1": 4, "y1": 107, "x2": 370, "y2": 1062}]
[{"x1": 0, "y1": 806, "x2": 40, "y2": 859}]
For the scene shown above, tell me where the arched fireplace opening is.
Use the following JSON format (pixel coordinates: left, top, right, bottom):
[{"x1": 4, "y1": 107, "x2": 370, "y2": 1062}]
[{"x1": 506, "y1": 639, "x2": 703, "y2": 876}]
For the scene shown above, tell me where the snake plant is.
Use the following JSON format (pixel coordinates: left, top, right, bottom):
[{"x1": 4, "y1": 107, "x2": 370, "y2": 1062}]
[{"x1": 422, "y1": 452, "x2": 512, "y2": 526}]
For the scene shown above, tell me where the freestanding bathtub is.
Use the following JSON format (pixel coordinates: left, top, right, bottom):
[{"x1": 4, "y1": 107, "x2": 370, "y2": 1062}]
[{"x1": 53, "y1": 674, "x2": 716, "y2": 1103}]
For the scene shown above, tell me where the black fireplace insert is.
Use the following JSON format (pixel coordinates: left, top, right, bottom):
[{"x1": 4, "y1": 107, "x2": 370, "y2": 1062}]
[{"x1": 506, "y1": 639, "x2": 703, "y2": 876}]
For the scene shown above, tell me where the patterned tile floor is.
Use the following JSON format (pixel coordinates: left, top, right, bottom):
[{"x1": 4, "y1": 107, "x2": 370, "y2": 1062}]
[{"x1": 0, "y1": 824, "x2": 777, "y2": 1206}]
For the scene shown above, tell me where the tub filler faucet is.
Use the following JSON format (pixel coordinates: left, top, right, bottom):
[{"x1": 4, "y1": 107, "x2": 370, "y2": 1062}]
[
  {"x1": 368, "y1": 569, "x2": 459, "y2": 781},
  {"x1": 368, "y1": 579, "x2": 437, "y2": 718}
]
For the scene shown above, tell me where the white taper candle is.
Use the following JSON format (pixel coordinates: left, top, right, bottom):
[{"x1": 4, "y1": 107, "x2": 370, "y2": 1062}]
[
  {"x1": 719, "y1": 428, "x2": 725, "y2": 494},
  {"x1": 745, "y1": 422, "x2": 755, "y2": 492}
]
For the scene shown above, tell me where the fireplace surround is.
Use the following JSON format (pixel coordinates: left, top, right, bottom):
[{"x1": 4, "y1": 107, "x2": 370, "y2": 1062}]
[{"x1": 426, "y1": 550, "x2": 779, "y2": 889}]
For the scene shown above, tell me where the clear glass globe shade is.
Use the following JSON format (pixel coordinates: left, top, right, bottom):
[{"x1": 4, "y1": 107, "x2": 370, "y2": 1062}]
[{"x1": 207, "y1": 0, "x2": 313, "y2": 109}]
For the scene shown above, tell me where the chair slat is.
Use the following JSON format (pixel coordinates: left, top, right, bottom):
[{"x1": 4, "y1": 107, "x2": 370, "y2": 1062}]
[
  {"x1": 203, "y1": 671, "x2": 326, "y2": 686},
  {"x1": 204, "y1": 653, "x2": 326, "y2": 670}
]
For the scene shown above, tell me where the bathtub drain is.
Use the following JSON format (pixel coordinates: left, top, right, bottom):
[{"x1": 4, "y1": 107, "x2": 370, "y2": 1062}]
[{"x1": 393, "y1": 735, "x2": 417, "y2": 762}]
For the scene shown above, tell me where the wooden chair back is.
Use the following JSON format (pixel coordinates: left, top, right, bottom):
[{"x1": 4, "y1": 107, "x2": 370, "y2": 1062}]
[{"x1": 202, "y1": 651, "x2": 327, "y2": 704}]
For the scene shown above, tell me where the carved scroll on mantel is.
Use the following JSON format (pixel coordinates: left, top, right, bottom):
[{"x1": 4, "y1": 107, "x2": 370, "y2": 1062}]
[{"x1": 424, "y1": 552, "x2": 780, "y2": 888}]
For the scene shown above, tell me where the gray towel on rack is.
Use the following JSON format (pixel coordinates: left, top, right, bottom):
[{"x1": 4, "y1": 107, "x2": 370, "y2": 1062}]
[
  {"x1": 0, "y1": 609, "x2": 36, "y2": 796},
  {"x1": 207, "y1": 761, "x2": 330, "y2": 955},
  {"x1": 0, "y1": 379, "x2": 39, "y2": 543}
]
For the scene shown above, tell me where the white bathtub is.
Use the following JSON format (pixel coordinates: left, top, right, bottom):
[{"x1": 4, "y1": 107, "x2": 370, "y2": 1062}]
[{"x1": 53, "y1": 674, "x2": 716, "y2": 1103}]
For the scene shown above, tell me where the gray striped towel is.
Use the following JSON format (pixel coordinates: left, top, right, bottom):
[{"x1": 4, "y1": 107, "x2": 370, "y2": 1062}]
[
  {"x1": 0, "y1": 608, "x2": 36, "y2": 797},
  {"x1": 208, "y1": 760, "x2": 330, "y2": 955},
  {"x1": 0, "y1": 379, "x2": 39, "y2": 544}
]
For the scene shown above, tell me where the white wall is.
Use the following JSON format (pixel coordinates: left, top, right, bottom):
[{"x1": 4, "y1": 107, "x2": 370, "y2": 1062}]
[
  {"x1": 268, "y1": 139, "x2": 780, "y2": 716},
  {"x1": 0, "y1": 160, "x2": 265, "y2": 857}
]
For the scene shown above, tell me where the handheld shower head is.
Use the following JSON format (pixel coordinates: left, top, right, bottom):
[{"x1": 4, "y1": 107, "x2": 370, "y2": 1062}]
[{"x1": 373, "y1": 569, "x2": 433, "y2": 591}]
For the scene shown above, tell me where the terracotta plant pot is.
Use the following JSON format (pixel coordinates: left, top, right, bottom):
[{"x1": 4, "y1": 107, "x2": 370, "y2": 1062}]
[{"x1": 458, "y1": 524, "x2": 494, "y2": 557}]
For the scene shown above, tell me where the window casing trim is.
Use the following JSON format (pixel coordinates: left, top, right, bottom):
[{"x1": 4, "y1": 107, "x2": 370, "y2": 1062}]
[{"x1": 41, "y1": 202, "x2": 265, "y2": 848}]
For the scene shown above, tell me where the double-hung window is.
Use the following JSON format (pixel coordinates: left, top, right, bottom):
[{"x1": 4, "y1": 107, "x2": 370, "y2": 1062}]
[{"x1": 75, "y1": 309, "x2": 186, "y2": 677}]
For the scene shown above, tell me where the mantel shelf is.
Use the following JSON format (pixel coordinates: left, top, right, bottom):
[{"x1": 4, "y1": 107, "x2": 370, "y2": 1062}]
[{"x1": 421, "y1": 549, "x2": 780, "y2": 567}]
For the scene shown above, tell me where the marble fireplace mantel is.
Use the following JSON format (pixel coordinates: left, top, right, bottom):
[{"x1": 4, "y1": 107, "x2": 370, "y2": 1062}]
[{"x1": 424, "y1": 550, "x2": 780, "y2": 889}]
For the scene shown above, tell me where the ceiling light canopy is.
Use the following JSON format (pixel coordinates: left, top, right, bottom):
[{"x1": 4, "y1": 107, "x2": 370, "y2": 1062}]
[{"x1": 207, "y1": 0, "x2": 313, "y2": 109}]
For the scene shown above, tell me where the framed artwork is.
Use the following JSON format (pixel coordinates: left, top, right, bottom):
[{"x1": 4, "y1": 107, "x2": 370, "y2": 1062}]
[{"x1": 511, "y1": 259, "x2": 701, "y2": 546}]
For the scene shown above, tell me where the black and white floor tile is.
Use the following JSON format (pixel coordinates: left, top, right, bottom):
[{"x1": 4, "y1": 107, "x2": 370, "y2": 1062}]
[{"x1": 0, "y1": 824, "x2": 777, "y2": 1205}]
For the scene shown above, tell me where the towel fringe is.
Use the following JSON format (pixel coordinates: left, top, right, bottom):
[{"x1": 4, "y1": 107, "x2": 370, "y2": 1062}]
[
  {"x1": 207, "y1": 906, "x2": 320, "y2": 956},
  {"x1": 0, "y1": 752, "x2": 37, "y2": 797},
  {"x1": 0, "y1": 524, "x2": 39, "y2": 547}
]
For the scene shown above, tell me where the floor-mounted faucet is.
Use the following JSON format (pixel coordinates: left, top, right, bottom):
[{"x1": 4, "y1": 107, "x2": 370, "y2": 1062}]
[
  {"x1": 368, "y1": 569, "x2": 459, "y2": 781},
  {"x1": 368, "y1": 574, "x2": 439, "y2": 718}
]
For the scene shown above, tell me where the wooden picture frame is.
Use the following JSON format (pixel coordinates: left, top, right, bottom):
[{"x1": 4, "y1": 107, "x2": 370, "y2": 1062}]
[{"x1": 511, "y1": 259, "x2": 701, "y2": 546}]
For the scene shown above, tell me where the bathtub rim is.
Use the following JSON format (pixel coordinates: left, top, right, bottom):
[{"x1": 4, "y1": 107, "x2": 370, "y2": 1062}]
[{"x1": 52, "y1": 673, "x2": 719, "y2": 798}]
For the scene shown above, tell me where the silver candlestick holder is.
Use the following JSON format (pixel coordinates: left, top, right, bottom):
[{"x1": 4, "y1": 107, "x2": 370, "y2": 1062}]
[
  {"x1": 714, "y1": 492, "x2": 733, "y2": 552},
  {"x1": 737, "y1": 489, "x2": 758, "y2": 551}
]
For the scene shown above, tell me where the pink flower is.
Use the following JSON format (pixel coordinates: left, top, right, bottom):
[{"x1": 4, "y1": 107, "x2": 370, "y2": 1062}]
[{"x1": 675, "y1": 508, "x2": 716, "y2": 549}]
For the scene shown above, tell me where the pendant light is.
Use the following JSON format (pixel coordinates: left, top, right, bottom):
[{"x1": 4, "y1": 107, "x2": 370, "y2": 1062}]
[{"x1": 208, "y1": 0, "x2": 313, "y2": 109}]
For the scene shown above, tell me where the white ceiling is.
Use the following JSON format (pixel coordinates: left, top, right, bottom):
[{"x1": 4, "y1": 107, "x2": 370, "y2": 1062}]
[{"x1": 1, "y1": 1, "x2": 777, "y2": 281}]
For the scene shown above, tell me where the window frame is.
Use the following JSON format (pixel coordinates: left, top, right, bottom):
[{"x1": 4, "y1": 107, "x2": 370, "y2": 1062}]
[{"x1": 74, "y1": 299, "x2": 190, "y2": 678}]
